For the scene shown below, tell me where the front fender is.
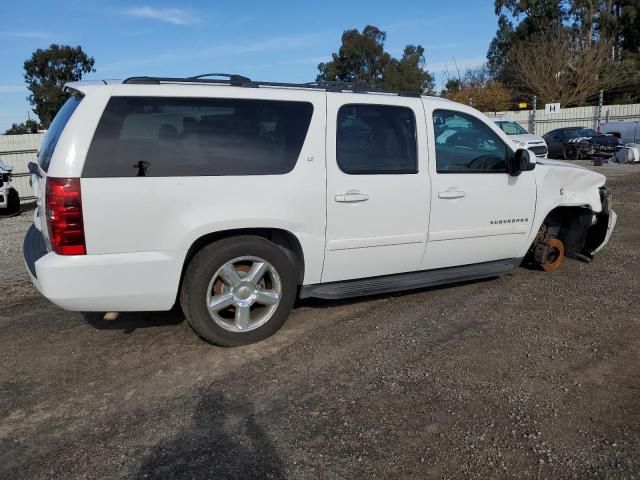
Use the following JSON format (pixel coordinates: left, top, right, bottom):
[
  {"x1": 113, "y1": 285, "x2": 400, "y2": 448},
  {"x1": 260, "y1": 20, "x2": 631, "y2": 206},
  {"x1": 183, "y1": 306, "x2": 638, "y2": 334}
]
[{"x1": 518, "y1": 160, "x2": 606, "y2": 257}]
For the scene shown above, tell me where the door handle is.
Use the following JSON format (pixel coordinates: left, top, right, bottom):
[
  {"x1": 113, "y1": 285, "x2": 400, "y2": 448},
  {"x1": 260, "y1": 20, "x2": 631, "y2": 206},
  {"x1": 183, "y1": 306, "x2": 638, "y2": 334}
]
[
  {"x1": 438, "y1": 189, "x2": 466, "y2": 199},
  {"x1": 335, "y1": 190, "x2": 369, "y2": 203}
]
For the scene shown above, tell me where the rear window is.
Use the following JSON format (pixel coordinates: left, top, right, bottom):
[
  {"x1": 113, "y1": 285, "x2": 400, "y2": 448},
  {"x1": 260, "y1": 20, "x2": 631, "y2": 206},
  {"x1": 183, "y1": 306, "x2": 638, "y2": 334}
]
[
  {"x1": 83, "y1": 97, "x2": 314, "y2": 177},
  {"x1": 38, "y1": 94, "x2": 83, "y2": 172}
]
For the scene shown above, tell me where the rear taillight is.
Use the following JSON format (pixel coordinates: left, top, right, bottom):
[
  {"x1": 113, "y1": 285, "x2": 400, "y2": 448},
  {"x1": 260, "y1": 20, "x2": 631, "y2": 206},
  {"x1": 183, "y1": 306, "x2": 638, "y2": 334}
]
[{"x1": 45, "y1": 177, "x2": 86, "y2": 255}]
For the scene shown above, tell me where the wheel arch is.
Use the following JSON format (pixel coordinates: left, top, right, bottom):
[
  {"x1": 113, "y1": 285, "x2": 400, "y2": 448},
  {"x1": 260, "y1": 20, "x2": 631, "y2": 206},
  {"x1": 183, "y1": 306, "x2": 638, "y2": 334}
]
[
  {"x1": 534, "y1": 205, "x2": 595, "y2": 259},
  {"x1": 178, "y1": 228, "x2": 306, "y2": 300}
]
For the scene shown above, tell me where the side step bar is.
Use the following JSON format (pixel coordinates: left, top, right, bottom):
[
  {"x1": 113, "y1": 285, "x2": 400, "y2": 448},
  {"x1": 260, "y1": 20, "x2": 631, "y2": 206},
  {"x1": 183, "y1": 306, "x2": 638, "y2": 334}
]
[{"x1": 299, "y1": 258, "x2": 522, "y2": 300}]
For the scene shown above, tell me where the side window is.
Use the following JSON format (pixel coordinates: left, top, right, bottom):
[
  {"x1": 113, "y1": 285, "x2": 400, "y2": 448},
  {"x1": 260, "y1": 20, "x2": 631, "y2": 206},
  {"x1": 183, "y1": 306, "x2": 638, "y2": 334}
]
[
  {"x1": 84, "y1": 97, "x2": 313, "y2": 177},
  {"x1": 433, "y1": 109, "x2": 508, "y2": 173},
  {"x1": 337, "y1": 104, "x2": 417, "y2": 174}
]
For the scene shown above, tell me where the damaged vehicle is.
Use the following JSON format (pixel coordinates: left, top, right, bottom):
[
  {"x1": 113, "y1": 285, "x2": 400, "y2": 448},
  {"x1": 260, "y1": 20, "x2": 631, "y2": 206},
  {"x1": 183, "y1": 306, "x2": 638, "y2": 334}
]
[
  {"x1": 23, "y1": 75, "x2": 617, "y2": 346},
  {"x1": 0, "y1": 160, "x2": 20, "y2": 216},
  {"x1": 544, "y1": 127, "x2": 623, "y2": 160}
]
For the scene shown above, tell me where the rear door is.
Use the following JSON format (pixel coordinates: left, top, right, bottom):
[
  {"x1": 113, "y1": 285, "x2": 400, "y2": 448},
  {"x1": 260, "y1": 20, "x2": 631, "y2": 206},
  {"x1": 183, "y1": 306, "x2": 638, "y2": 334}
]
[
  {"x1": 420, "y1": 105, "x2": 536, "y2": 270},
  {"x1": 322, "y1": 94, "x2": 430, "y2": 283}
]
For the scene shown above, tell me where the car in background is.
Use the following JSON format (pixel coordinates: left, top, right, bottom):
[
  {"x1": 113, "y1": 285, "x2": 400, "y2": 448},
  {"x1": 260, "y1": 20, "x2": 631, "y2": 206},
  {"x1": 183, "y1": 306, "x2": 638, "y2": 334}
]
[
  {"x1": 491, "y1": 118, "x2": 548, "y2": 158},
  {"x1": 543, "y1": 127, "x2": 623, "y2": 160},
  {"x1": 0, "y1": 160, "x2": 20, "y2": 216},
  {"x1": 600, "y1": 121, "x2": 639, "y2": 145}
]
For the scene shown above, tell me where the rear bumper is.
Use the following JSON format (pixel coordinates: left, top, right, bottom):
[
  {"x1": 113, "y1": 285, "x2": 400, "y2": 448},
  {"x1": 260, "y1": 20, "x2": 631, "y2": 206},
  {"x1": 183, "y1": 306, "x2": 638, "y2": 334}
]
[{"x1": 24, "y1": 225, "x2": 184, "y2": 311}]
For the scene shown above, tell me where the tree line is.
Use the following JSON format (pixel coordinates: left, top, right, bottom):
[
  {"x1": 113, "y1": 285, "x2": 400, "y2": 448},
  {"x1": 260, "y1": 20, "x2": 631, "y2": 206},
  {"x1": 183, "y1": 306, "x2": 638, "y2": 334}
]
[{"x1": 4, "y1": 1, "x2": 640, "y2": 134}]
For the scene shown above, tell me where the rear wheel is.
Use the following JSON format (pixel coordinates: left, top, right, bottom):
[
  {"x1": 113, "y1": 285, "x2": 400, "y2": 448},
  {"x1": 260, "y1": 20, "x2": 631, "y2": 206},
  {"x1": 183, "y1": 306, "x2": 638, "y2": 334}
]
[{"x1": 180, "y1": 236, "x2": 297, "y2": 346}]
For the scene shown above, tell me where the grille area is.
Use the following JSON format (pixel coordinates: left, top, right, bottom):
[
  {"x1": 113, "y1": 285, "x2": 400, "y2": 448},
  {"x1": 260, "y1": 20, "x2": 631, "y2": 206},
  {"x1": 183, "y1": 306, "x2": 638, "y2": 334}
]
[{"x1": 530, "y1": 145, "x2": 548, "y2": 156}]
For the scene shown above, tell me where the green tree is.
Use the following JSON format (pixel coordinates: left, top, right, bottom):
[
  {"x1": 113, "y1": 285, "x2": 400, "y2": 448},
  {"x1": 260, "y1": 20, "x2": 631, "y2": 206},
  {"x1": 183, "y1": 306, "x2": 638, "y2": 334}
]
[
  {"x1": 317, "y1": 25, "x2": 434, "y2": 94},
  {"x1": 23, "y1": 44, "x2": 95, "y2": 128},
  {"x1": 4, "y1": 120, "x2": 40, "y2": 135}
]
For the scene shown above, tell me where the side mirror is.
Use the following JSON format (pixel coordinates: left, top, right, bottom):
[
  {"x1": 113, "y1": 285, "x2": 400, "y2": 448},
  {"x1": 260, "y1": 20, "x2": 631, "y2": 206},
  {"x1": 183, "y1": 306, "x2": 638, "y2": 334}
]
[{"x1": 508, "y1": 149, "x2": 534, "y2": 176}]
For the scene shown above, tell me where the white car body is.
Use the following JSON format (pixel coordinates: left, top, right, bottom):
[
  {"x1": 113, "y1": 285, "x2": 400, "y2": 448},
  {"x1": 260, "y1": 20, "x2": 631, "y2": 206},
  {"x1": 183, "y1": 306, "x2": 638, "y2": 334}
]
[
  {"x1": 23, "y1": 77, "x2": 616, "y2": 344},
  {"x1": 491, "y1": 117, "x2": 548, "y2": 158},
  {"x1": 0, "y1": 160, "x2": 14, "y2": 209}
]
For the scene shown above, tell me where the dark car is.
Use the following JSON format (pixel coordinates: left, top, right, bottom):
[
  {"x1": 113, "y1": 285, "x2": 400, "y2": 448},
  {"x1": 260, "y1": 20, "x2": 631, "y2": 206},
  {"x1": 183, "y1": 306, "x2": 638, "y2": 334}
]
[{"x1": 543, "y1": 127, "x2": 622, "y2": 160}]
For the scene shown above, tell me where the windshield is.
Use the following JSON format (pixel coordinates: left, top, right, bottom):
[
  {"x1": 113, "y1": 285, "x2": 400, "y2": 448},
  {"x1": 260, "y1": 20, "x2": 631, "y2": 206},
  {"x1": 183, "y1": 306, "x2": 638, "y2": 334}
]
[
  {"x1": 565, "y1": 128, "x2": 597, "y2": 139},
  {"x1": 37, "y1": 93, "x2": 83, "y2": 172},
  {"x1": 495, "y1": 121, "x2": 528, "y2": 135}
]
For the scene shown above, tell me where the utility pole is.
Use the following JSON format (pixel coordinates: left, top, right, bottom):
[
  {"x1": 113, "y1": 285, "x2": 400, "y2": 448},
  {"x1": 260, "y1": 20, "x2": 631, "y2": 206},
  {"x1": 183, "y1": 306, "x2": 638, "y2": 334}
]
[
  {"x1": 532, "y1": 95, "x2": 537, "y2": 135},
  {"x1": 597, "y1": 89, "x2": 604, "y2": 131}
]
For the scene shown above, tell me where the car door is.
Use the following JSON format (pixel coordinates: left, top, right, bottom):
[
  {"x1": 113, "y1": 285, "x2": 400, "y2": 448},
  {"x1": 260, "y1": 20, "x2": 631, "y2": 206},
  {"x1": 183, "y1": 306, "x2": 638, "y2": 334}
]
[
  {"x1": 322, "y1": 94, "x2": 430, "y2": 283},
  {"x1": 420, "y1": 105, "x2": 536, "y2": 271},
  {"x1": 544, "y1": 130, "x2": 564, "y2": 158}
]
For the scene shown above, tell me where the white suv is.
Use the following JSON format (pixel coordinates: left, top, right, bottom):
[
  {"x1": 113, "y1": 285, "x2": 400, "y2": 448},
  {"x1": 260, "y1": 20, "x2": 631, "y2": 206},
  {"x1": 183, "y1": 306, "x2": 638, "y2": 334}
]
[
  {"x1": 491, "y1": 117, "x2": 548, "y2": 158},
  {"x1": 24, "y1": 74, "x2": 616, "y2": 346}
]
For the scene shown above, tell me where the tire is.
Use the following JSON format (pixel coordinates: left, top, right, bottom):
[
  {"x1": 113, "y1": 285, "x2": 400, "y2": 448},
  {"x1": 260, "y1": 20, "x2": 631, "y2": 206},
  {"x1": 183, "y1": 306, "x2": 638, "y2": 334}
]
[
  {"x1": 180, "y1": 236, "x2": 298, "y2": 346},
  {"x1": 562, "y1": 144, "x2": 577, "y2": 160}
]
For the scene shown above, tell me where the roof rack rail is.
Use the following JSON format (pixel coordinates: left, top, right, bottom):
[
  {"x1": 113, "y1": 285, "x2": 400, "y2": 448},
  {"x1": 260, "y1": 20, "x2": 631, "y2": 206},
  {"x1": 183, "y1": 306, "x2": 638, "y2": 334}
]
[{"x1": 121, "y1": 74, "x2": 423, "y2": 97}]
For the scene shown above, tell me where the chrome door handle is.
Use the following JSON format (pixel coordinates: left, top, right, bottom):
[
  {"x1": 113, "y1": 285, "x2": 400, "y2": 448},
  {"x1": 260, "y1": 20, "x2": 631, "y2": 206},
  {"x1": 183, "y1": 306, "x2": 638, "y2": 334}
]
[
  {"x1": 438, "y1": 189, "x2": 466, "y2": 199},
  {"x1": 335, "y1": 190, "x2": 369, "y2": 203}
]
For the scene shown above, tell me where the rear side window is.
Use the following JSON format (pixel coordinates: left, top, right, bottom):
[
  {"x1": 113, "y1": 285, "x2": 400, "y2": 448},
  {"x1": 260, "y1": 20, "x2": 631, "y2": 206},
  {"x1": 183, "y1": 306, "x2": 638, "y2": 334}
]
[
  {"x1": 337, "y1": 104, "x2": 417, "y2": 174},
  {"x1": 83, "y1": 97, "x2": 313, "y2": 177},
  {"x1": 38, "y1": 94, "x2": 83, "y2": 172}
]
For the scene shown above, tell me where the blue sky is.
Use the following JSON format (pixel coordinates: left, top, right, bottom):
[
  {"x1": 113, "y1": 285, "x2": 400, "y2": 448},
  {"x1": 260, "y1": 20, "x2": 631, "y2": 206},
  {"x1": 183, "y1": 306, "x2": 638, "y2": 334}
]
[{"x1": 0, "y1": 0, "x2": 498, "y2": 131}]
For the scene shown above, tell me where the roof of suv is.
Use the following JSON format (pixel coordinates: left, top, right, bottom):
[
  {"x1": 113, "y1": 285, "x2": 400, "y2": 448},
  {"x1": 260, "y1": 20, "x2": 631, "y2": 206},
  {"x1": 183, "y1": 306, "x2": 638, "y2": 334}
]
[{"x1": 65, "y1": 74, "x2": 450, "y2": 102}]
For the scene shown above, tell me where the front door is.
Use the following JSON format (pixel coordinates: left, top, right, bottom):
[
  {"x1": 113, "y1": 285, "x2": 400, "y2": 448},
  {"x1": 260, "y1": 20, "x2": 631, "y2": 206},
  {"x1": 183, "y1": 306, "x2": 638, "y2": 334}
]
[
  {"x1": 420, "y1": 106, "x2": 536, "y2": 270},
  {"x1": 322, "y1": 94, "x2": 430, "y2": 283}
]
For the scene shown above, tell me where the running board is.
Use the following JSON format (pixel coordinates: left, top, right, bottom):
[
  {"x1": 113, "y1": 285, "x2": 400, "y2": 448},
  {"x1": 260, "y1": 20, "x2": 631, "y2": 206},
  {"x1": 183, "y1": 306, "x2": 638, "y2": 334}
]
[{"x1": 299, "y1": 258, "x2": 522, "y2": 300}]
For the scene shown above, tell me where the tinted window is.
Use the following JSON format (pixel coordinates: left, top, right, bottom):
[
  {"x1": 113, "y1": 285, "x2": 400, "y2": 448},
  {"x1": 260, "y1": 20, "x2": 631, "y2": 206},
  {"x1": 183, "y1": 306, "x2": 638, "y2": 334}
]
[
  {"x1": 337, "y1": 104, "x2": 417, "y2": 174},
  {"x1": 84, "y1": 97, "x2": 313, "y2": 177},
  {"x1": 433, "y1": 110, "x2": 508, "y2": 173},
  {"x1": 38, "y1": 94, "x2": 83, "y2": 172}
]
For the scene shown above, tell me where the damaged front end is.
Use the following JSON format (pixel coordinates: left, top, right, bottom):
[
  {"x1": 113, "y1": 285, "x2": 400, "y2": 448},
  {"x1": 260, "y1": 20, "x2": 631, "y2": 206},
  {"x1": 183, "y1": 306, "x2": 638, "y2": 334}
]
[{"x1": 528, "y1": 187, "x2": 616, "y2": 270}]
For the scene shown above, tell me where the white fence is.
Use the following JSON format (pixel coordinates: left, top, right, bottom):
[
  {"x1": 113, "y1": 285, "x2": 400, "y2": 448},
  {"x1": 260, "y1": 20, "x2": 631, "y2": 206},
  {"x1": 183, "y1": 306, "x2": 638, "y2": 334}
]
[
  {"x1": 488, "y1": 103, "x2": 640, "y2": 136},
  {"x1": 0, "y1": 133, "x2": 44, "y2": 201}
]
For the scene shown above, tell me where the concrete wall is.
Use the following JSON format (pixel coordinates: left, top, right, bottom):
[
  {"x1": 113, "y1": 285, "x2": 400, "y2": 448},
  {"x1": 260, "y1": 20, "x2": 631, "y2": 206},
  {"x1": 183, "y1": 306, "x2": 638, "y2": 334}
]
[{"x1": 0, "y1": 133, "x2": 44, "y2": 201}]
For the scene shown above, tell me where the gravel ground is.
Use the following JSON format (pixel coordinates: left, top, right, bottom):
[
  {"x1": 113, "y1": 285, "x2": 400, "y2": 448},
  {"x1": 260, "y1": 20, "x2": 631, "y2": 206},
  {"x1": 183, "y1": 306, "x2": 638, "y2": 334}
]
[{"x1": 1, "y1": 163, "x2": 639, "y2": 479}]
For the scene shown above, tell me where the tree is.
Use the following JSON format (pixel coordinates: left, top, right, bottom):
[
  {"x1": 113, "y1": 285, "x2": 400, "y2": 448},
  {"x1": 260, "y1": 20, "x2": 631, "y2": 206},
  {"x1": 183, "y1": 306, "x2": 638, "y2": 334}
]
[
  {"x1": 487, "y1": 1, "x2": 567, "y2": 83},
  {"x1": 507, "y1": 27, "x2": 621, "y2": 105},
  {"x1": 23, "y1": 44, "x2": 95, "y2": 128},
  {"x1": 443, "y1": 65, "x2": 512, "y2": 112},
  {"x1": 4, "y1": 120, "x2": 40, "y2": 135},
  {"x1": 317, "y1": 25, "x2": 434, "y2": 94}
]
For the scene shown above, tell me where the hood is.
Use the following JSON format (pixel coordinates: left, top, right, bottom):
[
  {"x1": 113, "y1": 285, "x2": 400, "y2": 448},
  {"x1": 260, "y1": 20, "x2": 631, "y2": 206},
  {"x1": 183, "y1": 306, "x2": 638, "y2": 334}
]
[
  {"x1": 568, "y1": 134, "x2": 620, "y2": 145},
  {"x1": 508, "y1": 133, "x2": 545, "y2": 144},
  {"x1": 0, "y1": 160, "x2": 13, "y2": 173}
]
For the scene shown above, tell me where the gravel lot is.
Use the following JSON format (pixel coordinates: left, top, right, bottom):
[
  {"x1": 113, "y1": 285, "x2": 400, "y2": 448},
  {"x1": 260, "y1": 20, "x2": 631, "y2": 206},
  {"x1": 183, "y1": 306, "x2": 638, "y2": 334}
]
[{"x1": 1, "y1": 162, "x2": 639, "y2": 479}]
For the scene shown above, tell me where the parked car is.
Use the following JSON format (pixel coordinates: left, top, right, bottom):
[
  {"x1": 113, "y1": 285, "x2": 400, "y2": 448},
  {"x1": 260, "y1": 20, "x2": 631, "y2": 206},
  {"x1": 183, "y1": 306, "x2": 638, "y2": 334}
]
[
  {"x1": 23, "y1": 74, "x2": 617, "y2": 346},
  {"x1": 600, "y1": 120, "x2": 639, "y2": 145},
  {"x1": 0, "y1": 160, "x2": 20, "y2": 216},
  {"x1": 543, "y1": 127, "x2": 622, "y2": 160},
  {"x1": 491, "y1": 118, "x2": 548, "y2": 158}
]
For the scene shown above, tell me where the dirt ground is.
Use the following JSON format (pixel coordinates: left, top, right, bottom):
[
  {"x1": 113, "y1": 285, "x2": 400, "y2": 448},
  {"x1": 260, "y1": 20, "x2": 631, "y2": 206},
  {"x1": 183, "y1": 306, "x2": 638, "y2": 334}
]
[{"x1": 1, "y1": 162, "x2": 639, "y2": 479}]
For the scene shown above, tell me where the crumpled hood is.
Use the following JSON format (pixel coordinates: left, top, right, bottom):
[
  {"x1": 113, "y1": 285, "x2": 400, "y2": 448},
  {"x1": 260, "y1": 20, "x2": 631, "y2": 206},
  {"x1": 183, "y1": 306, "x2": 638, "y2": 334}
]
[{"x1": 535, "y1": 158, "x2": 606, "y2": 214}]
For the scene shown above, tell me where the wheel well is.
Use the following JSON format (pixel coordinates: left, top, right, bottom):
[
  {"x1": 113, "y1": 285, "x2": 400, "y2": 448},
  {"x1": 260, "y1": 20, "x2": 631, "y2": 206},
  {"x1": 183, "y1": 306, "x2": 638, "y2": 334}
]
[
  {"x1": 540, "y1": 206, "x2": 594, "y2": 258},
  {"x1": 179, "y1": 229, "x2": 305, "y2": 297}
]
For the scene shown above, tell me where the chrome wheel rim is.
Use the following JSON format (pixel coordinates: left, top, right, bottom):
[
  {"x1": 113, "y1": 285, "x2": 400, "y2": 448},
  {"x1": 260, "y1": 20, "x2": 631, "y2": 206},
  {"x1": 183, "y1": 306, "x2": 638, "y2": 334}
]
[{"x1": 206, "y1": 256, "x2": 282, "y2": 333}]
